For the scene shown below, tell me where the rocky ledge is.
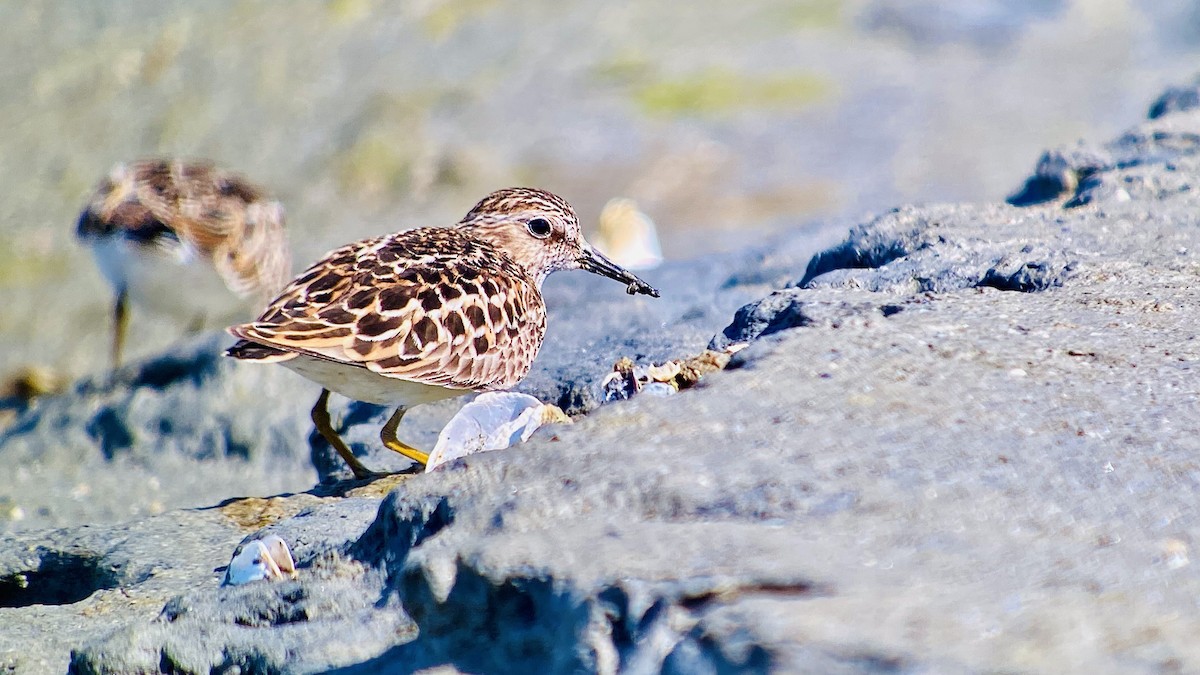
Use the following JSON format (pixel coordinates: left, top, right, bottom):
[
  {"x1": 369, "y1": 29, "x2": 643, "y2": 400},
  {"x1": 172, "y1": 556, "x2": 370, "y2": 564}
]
[{"x1": 5, "y1": 83, "x2": 1200, "y2": 673}]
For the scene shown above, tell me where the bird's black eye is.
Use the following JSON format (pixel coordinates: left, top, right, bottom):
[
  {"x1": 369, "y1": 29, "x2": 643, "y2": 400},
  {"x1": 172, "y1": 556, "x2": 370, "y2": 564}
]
[{"x1": 527, "y1": 217, "x2": 552, "y2": 238}]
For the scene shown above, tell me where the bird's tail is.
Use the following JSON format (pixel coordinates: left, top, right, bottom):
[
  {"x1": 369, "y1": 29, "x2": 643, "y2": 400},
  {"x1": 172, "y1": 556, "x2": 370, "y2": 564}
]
[{"x1": 224, "y1": 336, "x2": 295, "y2": 363}]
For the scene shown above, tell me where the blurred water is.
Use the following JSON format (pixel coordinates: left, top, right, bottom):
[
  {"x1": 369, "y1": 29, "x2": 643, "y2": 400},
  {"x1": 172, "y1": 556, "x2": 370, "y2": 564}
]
[{"x1": 0, "y1": 0, "x2": 1197, "y2": 374}]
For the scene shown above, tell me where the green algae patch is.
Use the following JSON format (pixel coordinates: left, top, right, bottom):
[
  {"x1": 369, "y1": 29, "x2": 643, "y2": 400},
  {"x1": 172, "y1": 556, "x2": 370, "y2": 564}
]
[
  {"x1": 0, "y1": 244, "x2": 69, "y2": 287},
  {"x1": 593, "y1": 50, "x2": 655, "y2": 86},
  {"x1": 336, "y1": 134, "x2": 413, "y2": 200},
  {"x1": 326, "y1": 0, "x2": 377, "y2": 25},
  {"x1": 783, "y1": 0, "x2": 844, "y2": 29},
  {"x1": 332, "y1": 94, "x2": 432, "y2": 200},
  {"x1": 422, "y1": 0, "x2": 499, "y2": 40},
  {"x1": 634, "y1": 68, "x2": 832, "y2": 117}
]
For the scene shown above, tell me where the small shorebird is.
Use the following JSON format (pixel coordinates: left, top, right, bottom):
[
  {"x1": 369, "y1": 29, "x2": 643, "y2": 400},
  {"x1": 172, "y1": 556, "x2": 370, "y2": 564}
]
[
  {"x1": 226, "y1": 187, "x2": 659, "y2": 479},
  {"x1": 76, "y1": 159, "x2": 291, "y2": 368}
]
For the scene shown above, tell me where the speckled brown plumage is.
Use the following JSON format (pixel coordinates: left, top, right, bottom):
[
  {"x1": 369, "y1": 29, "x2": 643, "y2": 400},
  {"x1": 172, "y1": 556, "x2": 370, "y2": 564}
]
[
  {"x1": 229, "y1": 227, "x2": 546, "y2": 391},
  {"x1": 224, "y1": 187, "x2": 659, "y2": 478},
  {"x1": 76, "y1": 158, "x2": 291, "y2": 302},
  {"x1": 76, "y1": 158, "x2": 291, "y2": 368}
]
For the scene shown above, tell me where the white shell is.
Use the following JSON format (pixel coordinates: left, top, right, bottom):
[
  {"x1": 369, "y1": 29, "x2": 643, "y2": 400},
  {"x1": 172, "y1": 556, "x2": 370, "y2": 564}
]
[
  {"x1": 426, "y1": 392, "x2": 569, "y2": 471},
  {"x1": 594, "y1": 198, "x2": 663, "y2": 271},
  {"x1": 223, "y1": 534, "x2": 298, "y2": 586}
]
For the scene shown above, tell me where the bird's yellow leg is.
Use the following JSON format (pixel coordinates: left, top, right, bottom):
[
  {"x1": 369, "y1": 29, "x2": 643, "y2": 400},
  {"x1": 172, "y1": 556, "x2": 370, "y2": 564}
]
[
  {"x1": 111, "y1": 289, "x2": 128, "y2": 369},
  {"x1": 311, "y1": 389, "x2": 375, "y2": 479},
  {"x1": 380, "y1": 408, "x2": 430, "y2": 466}
]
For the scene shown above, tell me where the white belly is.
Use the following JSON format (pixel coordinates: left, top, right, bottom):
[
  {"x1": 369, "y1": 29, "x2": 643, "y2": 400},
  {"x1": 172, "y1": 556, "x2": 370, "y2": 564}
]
[
  {"x1": 281, "y1": 354, "x2": 466, "y2": 407},
  {"x1": 91, "y1": 237, "x2": 256, "y2": 324}
]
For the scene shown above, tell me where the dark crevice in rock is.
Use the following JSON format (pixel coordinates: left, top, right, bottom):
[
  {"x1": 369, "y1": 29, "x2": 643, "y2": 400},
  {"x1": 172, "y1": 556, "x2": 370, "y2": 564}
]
[
  {"x1": 664, "y1": 634, "x2": 772, "y2": 675},
  {"x1": 1006, "y1": 173, "x2": 1078, "y2": 207},
  {"x1": 597, "y1": 585, "x2": 637, "y2": 656},
  {"x1": 343, "y1": 402, "x2": 389, "y2": 428},
  {"x1": 799, "y1": 216, "x2": 920, "y2": 287},
  {"x1": 0, "y1": 549, "x2": 122, "y2": 608},
  {"x1": 350, "y1": 492, "x2": 455, "y2": 568},
  {"x1": 222, "y1": 427, "x2": 252, "y2": 461},
  {"x1": 370, "y1": 546, "x2": 831, "y2": 674},
  {"x1": 127, "y1": 343, "x2": 222, "y2": 391},
  {"x1": 677, "y1": 581, "x2": 827, "y2": 611},
  {"x1": 980, "y1": 259, "x2": 1071, "y2": 292},
  {"x1": 551, "y1": 383, "x2": 593, "y2": 417},
  {"x1": 710, "y1": 290, "x2": 813, "y2": 350},
  {"x1": 1149, "y1": 79, "x2": 1200, "y2": 119},
  {"x1": 712, "y1": 289, "x2": 902, "y2": 352},
  {"x1": 371, "y1": 562, "x2": 596, "y2": 674},
  {"x1": 85, "y1": 408, "x2": 134, "y2": 461}
]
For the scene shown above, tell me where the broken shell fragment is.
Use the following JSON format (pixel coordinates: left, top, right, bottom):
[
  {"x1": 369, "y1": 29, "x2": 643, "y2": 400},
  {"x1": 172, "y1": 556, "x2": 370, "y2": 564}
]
[
  {"x1": 223, "y1": 534, "x2": 298, "y2": 586},
  {"x1": 426, "y1": 392, "x2": 571, "y2": 471},
  {"x1": 644, "y1": 361, "x2": 681, "y2": 383},
  {"x1": 600, "y1": 348, "x2": 738, "y2": 403},
  {"x1": 602, "y1": 356, "x2": 640, "y2": 402}
]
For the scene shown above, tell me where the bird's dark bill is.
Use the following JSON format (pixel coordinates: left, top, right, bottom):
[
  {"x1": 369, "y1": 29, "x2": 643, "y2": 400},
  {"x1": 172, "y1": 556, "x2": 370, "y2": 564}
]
[{"x1": 578, "y1": 247, "x2": 660, "y2": 297}]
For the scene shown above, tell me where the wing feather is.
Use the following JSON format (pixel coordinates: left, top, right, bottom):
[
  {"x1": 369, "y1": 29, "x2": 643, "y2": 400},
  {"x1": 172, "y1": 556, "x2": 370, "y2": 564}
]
[
  {"x1": 227, "y1": 228, "x2": 546, "y2": 392},
  {"x1": 77, "y1": 159, "x2": 290, "y2": 301}
]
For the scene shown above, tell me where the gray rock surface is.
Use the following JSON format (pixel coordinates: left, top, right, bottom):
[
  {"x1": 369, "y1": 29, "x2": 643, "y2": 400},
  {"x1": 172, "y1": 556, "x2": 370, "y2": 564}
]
[
  {"x1": 1149, "y1": 74, "x2": 1200, "y2": 119},
  {"x1": 7, "y1": 84, "x2": 1200, "y2": 673},
  {"x1": 0, "y1": 335, "x2": 320, "y2": 530}
]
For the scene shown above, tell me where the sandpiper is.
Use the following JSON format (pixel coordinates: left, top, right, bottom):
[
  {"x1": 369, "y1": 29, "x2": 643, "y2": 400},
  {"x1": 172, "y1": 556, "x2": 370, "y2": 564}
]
[
  {"x1": 226, "y1": 187, "x2": 658, "y2": 479},
  {"x1": 76, "y1": 159, "x2": 291, "y2": 368}
]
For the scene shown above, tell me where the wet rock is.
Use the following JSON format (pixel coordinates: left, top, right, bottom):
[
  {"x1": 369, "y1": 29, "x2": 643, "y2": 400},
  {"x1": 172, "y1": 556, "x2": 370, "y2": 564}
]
[
  {"x1": 1, "y1": 494, "x2": 385, "y2": 673},
  {"x1": 1149, "y1": 75, "x2": 1200, "y2": 119},
  {"x1": 0, "y1": 334, "x2": 318, "y2": 532},
  {"x1": 20, "y1": 78, "x2": 1200, "y2": 674},
  {"x1": 712, "y1": 289, "x2": 895, "y2": 351},
  {"x1": 798, "y1": 204, "x2": 1074, "y2": 293},
  {"x1": 1008, "y1": 107, "x2": 1200, "y2": 207}
]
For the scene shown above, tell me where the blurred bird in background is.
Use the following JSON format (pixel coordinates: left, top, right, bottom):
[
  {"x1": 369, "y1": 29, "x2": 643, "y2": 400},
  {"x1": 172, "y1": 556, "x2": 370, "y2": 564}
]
[{"x1": 75, "y1": 159, "x2": 291, "y2": 367}]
